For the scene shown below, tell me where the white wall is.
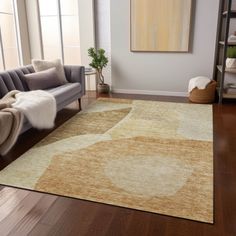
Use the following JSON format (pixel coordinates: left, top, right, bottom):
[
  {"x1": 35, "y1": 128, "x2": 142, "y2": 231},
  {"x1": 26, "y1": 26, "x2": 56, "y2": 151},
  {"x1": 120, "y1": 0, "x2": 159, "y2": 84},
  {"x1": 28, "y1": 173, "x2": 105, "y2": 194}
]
[
  {"x1": 110, "y1": 0, "x2": 220, "y2": 96},
  {"x1": 94, "y1": 0, "x2": 112, "y2": 86},
  {"x1": 78, "y1": 0, "x2": 96, "y2": 90},
  {"x1": 78, "y1": 0, "x2": 95, "y2": 68},
  {"x1": 230, "y1": 1, "x2": 236, "y2": 35}
]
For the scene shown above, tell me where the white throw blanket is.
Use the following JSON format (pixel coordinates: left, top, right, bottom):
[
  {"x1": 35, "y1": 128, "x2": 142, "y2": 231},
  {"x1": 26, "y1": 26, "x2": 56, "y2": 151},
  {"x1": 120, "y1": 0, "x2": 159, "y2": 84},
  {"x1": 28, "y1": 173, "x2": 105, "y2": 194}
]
[
  {"x1": 12, "y1": 90, "x2": 56, "y2": 129},
  {"x1": 188, "y1": 76, "x2": 211, "y2": 93}
]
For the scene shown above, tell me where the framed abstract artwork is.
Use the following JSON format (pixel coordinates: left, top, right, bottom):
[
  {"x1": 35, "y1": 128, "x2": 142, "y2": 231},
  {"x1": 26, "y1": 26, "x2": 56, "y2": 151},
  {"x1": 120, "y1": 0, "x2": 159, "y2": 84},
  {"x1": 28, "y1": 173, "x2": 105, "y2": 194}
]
[{"x1": 130, "y1": 0, "x2": 192, "y2": 52}]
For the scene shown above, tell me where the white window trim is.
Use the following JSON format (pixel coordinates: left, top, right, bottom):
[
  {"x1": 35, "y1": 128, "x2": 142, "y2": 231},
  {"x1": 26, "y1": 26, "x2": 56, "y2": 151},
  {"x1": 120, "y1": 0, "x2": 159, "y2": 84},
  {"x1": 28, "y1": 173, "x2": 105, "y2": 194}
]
[
  {"x1": 35, "y1": 0, "x2": 44, "y2": 59},
  {"x1": 57, "y1": 0, "x2": 64, "y2": 63},
  {"x1": 13, "y1": 0, "x2": 23, "y2": 66},
  {"x1": 0, "y1": 26, "x2": 6, "y2": 69}
]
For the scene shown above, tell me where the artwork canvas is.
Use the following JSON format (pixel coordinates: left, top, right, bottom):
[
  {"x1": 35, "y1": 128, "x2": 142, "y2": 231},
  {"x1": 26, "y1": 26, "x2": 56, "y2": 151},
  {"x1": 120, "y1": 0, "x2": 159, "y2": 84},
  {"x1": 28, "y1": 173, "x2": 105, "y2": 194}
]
[{"x1": 131, "y1": 0, "x2": 192, "y2": 52}]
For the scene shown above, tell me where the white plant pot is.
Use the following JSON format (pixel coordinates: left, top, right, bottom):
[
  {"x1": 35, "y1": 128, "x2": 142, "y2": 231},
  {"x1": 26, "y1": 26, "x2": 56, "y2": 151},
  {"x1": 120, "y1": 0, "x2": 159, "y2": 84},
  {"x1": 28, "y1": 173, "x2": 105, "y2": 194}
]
[{"x1": 226, "y1": 58, "x2": 236, "y2": 68}]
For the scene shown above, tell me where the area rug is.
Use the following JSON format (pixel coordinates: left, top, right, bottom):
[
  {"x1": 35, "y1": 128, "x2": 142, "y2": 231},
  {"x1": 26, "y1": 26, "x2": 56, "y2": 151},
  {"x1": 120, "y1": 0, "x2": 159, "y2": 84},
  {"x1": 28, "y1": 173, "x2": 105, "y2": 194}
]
[{"x1": 0, "y1": 98, "x2": 213, "y2": 223}]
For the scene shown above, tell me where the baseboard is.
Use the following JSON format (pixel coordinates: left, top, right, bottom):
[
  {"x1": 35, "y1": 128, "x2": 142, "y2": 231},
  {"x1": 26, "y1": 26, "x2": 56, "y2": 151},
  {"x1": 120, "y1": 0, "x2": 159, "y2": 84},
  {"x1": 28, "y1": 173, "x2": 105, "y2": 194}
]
[{"x1": 111, "y1": 89, "x2": 188, "y2": 97}]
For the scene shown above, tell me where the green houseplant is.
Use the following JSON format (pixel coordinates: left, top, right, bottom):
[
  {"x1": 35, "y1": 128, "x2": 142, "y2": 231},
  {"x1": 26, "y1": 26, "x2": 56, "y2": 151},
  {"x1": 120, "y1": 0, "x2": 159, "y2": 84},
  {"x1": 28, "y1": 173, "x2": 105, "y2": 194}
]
[
  {"x1": 226, "y1": 46, "x2": 236, "y2": 69},
  {"x1": 88, "y1": 47, "x2": 109, "y2": 93}
]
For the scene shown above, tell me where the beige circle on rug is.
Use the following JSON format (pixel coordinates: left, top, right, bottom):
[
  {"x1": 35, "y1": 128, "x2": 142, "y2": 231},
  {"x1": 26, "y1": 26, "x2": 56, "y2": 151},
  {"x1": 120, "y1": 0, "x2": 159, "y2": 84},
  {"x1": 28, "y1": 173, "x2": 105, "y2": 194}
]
[{"x1": 104, "y1": 155, "x2": 193, "y2": 198}]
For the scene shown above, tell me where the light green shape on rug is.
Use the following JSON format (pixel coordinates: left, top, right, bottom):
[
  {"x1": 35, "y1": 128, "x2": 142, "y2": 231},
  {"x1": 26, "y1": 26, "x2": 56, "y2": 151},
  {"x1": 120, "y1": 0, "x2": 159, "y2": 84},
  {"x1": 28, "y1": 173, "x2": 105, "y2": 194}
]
[
  {"x1": 0, "y1": 134, "x2": 111, "y2": 189},
  {"x1": 107, "y1": 100, "x2": 213, "y2": 142},
  {"x1": 104, "y1": 155, "x2": 194, "y2": 197},
  {"x1": 176, "y1": 103, "x2": 213, "y2": 141},
  {"x1": 82, "y1": 100, "x2": 133, "y2": 113}
]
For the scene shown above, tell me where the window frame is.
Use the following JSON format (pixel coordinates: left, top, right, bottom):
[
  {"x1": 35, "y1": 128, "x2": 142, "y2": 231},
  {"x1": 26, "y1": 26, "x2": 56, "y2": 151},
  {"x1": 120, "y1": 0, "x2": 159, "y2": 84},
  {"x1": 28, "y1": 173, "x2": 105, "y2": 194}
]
[{"x1": 38, "y1": 0, "x2": 81, "y2": 64}]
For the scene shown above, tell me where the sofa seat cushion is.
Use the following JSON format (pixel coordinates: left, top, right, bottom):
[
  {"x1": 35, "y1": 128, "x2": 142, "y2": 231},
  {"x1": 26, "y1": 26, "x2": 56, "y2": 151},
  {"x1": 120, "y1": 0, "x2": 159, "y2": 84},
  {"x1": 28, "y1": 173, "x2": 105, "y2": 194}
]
[{"x1": 45, "y1": 82, "x2": 81, "y2": 105}]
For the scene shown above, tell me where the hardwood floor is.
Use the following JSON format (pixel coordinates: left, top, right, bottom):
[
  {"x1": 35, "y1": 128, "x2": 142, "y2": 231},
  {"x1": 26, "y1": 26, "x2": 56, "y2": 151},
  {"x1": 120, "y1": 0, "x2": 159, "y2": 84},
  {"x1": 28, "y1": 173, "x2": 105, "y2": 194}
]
[{"x1": 0, "y1": 91, "x2": 236, "y2": 236}]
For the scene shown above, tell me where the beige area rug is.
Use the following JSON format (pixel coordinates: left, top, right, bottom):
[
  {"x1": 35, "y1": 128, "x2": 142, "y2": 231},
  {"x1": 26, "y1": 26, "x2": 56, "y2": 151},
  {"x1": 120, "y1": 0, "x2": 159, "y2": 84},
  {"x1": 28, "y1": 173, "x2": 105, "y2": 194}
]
[{"x1": 0, "y1": 98, "x2": 213, "y2": 223}]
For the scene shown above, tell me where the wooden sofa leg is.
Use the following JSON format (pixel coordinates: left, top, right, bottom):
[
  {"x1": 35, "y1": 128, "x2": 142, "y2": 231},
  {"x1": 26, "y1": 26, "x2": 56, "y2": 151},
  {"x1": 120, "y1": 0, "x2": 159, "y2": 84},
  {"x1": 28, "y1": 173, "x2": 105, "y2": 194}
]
[{"x1": 78, "y1": 98, "x2": 82, "y2": 110}]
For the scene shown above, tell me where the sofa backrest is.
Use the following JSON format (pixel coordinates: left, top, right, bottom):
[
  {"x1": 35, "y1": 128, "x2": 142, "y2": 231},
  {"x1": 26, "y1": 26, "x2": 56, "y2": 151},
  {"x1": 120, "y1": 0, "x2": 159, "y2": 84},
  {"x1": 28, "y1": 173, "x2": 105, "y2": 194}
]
[{"x1": 0, "y1": 65, "x2": 35, "y2": 99}]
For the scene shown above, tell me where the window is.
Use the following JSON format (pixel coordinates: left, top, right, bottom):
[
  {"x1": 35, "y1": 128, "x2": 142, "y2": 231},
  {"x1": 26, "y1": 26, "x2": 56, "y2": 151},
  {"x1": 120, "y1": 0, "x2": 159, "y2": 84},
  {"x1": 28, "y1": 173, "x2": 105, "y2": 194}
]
[
  {"x1": 38, "y1": 0, "x2": 81, "y2": 65},
  {"x1": 0, "y1": 0, "x2": 20, "y2": 71},
  {"x1": 39, "y1": 0, "x2": 61, "y2": 60},
  {"x1": 60, "y1": 0, "x2": 81, "y2": 64}
]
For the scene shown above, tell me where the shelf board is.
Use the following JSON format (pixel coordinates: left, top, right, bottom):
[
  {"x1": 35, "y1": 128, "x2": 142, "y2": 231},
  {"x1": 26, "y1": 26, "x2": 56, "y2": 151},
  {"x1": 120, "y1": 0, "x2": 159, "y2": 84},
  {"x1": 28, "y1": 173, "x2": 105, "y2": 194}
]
[
  {"x1": 223, "y1": 93, "x2": 236, "y2": 99},
  {"x1": 225, "y1": 81, "x2": 236, "y2": 88},
  {"x1": 217, "y1": 65, "x2": 236, "y2": 73},
  {"x1": 222, "y1": 10, "x2": 236, "y2": 18},
  {"x1": 219, "y1": 41, "x2": 236, "y2": 46},
  {"x1": 217, "y1": 87, "x2": 236, "y2": 99}
]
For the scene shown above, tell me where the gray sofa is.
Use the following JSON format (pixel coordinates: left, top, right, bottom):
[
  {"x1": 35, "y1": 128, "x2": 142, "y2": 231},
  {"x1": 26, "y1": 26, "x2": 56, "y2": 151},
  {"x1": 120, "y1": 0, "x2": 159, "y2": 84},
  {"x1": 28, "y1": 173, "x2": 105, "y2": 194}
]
[{"x1": 0, "y1": 65, "x2": 85, "y2": 133}]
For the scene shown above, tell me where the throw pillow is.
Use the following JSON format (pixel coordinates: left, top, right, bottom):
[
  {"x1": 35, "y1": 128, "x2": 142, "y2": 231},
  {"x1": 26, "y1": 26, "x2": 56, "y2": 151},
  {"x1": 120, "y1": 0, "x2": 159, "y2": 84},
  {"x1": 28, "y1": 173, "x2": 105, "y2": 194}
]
[
  {"x1": 32, "y1": 58, "x2": 67, "y2": 84},
  {"x1": 24, "y1": 67, "x2": 63, "y2": 90}
]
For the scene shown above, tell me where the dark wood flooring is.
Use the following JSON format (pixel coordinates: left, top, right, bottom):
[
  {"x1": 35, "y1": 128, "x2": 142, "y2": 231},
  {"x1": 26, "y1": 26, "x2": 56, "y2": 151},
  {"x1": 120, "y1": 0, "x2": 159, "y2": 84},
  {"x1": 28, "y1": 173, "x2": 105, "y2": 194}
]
[{"x1": 0, "y1": 91, "x2": 236, "y2": 236}]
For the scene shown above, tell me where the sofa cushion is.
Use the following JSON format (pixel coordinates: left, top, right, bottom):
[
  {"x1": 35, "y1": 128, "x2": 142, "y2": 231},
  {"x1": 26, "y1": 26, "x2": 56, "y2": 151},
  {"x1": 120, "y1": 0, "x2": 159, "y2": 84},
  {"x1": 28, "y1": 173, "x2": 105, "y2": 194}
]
[
  {"x1": 45, "y1": 83, "x2": 81, "y2": 105},
  {"x1": 24, "y1": 67, "x2": 63, "y2": 90},
  {"x1": 32, "y1": 59, "x2": 67, "y2": 84}
]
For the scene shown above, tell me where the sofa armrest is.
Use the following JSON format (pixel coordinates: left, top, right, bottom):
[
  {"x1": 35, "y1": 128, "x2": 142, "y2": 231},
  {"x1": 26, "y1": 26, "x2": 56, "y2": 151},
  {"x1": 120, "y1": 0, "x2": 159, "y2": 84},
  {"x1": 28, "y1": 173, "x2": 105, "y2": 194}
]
[{"x1": 64, "y1": 65, "x2": 85, "y2": 96}]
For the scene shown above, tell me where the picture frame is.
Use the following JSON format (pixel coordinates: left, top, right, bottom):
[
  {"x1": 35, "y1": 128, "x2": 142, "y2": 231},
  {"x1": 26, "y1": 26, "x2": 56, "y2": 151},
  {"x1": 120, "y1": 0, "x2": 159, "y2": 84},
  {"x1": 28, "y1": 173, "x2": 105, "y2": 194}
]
[{"x1": 130, "y1": 0, "x2": 193, "y2": 52}]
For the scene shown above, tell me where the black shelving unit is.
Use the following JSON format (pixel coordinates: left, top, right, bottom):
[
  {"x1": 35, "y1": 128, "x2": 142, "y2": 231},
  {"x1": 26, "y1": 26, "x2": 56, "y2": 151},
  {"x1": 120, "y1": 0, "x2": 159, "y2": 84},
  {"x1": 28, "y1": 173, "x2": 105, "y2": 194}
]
[{"x1": 213, "y1": 0, "x2": 236, "y2": 103}]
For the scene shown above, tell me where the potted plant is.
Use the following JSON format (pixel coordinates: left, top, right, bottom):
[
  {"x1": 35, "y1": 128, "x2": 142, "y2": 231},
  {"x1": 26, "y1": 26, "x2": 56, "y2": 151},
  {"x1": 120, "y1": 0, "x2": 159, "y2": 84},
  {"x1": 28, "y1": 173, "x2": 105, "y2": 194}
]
[
  {"x1": 88, "y1": 47, "x2": 109, "y2": 93},
  {"x1": 226, "y1": 46, "x2": 236, "y2": 69}
]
